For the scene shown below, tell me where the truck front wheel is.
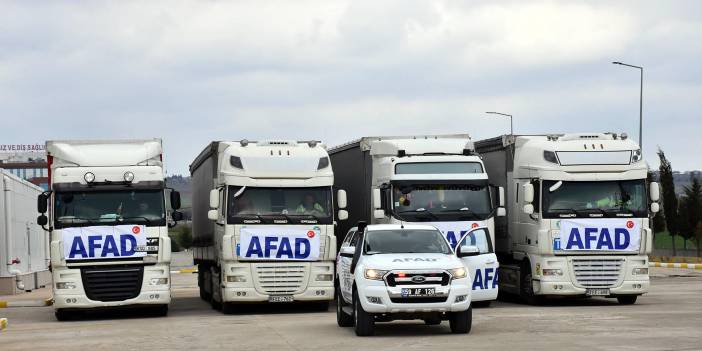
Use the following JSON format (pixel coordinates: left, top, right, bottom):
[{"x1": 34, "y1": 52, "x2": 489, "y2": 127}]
[
  {"x1": 449, "y1": 307, "x2": 472, "y2": 334},
  {"x1": 616, "y1": 295, "x2": 638, "y2": 305},
  {"x1": 520, "y1": 264, "x2": 542, "y2": 305},
  {"x1": 353, "y1": 290, "x2": 375, "y2": 336}
]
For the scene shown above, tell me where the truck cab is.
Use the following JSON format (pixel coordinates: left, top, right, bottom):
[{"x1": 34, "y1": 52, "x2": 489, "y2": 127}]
[
  {"x1": 37, "y1": 139, "x2": 182, "y2": 320},
  {"x1": 476, "y1": 133, "x2": 659, "y2": 304},
  {"x1": 336, "y1": 223, "x2": 490, "y2": 336}
]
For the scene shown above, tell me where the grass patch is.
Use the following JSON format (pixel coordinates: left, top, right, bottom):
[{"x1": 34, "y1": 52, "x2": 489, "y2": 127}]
[{"x1": 654, "y1": 230, "x2": 698, "y2": 250}]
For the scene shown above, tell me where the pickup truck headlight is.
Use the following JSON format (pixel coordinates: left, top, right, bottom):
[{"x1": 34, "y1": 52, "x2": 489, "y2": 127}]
[
  {"x1": 449, "y1": 267, "x2": 467, "y2": 279},
  {"x1": 364, "y1": 269, "x2": 388, "y2": 280}
]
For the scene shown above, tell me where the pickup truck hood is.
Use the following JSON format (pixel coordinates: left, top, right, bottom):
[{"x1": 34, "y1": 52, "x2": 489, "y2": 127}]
[{"x1": 361, "y1": 253, "x2": 462, "y2": 271}]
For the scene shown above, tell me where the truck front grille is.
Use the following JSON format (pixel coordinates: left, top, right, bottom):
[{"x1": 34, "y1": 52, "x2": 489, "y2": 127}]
[
  {"x1": 385, "y1": 271, "x2": 451, "y2": 287},
  {"x1": 254, "y1": 264, "x2": 308, "y2": 295},
  {"x1": 571, "y1": 258, "x2": 624, "y2": 288},
  {"x1": 81, "y1": 266, "x2": 144, "y2": 302}
]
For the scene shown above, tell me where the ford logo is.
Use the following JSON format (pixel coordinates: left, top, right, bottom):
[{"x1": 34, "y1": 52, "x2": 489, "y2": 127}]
[{"x1": 411, "y1": 276, "x2": 426, "y2": 283}]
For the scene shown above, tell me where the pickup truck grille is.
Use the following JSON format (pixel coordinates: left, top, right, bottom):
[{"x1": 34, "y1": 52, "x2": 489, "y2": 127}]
[
  {"x1": 571, "y1": 258, "x2": 624, "y2": 288},
  {"x1": 385, "y1": 271, "x2": 451, "y2": 287},
  {"x1": 254, "y1": 264, "x2": 307, "y2": 295},
  {"x1": 81, "y1": 266, "x2": 143, "y2": 302},
  {"x1": 390, "y1": 297, "x2": 448, "y2": 303}
]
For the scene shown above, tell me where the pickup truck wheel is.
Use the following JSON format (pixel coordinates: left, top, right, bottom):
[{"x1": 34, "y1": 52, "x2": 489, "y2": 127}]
[
  {"x1": 449, "y1": 307, "x2": 472, "y2": 334},
  {"x1": 337, "y1": 289, "x2": 353, "y2": 327},
  {"x1": 353, "y1": 290, "x2": 375, "y2": 336},
  {"x1": 617, "y1": 295, "x2": 638, "y2": 305}
]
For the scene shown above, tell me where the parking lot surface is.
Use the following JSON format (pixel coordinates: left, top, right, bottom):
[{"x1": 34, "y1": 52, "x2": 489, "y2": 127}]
[{"x1": 1, "y1": 267, "x2": 701, "y2": 351}]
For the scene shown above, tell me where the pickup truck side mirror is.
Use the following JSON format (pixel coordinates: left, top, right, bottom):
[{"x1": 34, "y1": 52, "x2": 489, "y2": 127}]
[{"x1": 457, "y1": 245, "x2": 480, "y2": 257}]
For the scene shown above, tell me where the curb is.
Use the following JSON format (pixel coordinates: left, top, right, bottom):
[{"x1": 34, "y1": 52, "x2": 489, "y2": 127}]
[
  {"x1": 0, "y1": 298, "x2": 53, "y2": 308},
  {"x1": 170, "y1": 268, "x2": 198, "y2": 274},
  {"x1": 649, "y1": 262, "x2": 702, "y2": 270}
]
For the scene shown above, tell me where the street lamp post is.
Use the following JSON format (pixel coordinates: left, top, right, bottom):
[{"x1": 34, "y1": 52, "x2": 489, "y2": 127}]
[
  {"x1": 486, "y1": 111, "x2": 513, "y2": 135},
  {"x1": 612, "y1": 61, "x2": 643, "y2": 153}
]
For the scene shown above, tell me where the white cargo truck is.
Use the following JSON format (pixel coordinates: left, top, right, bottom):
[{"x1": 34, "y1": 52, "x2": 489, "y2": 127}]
[
  {"x1": 0, "y1": 169, "x2": 50, "y2": 295},
  {"x1": 475, "y1": 133, "x2": 659, "y2": 304},
  {"x1": 329, "y1": 135, "x2": 505, "y2": 305},
  {"x1": 190, "y1": 140, "x2": 347, "y2": 313},
  {"x1": 37, "y1": 139, "x2": 183, "y2": 320}
]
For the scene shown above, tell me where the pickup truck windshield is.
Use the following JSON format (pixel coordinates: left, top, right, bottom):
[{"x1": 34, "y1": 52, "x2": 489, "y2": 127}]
[
  {"x1": 392, "y1": 183, "x2": 492, "y2": 221},
  {"x1": 227, "y1": 186, "x2": 333, "y2": 224},
  {"x1": 364, "y1": 230, "x2": 452, "y2": 254},
  {"x1": 542, "y1": 180, "x2": 647, "y2": 218},
  {"x1": 54, "y1": 190, "x2": 165, "y2": 228}
]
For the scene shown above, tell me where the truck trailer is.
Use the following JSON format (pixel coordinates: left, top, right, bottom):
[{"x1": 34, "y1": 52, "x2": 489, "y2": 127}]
[
  {"x1": 37, "y1": 139, "x2": 183, "y2": 320},
  {"x1": 328, "y1": 135, "x2": 506, "y2": 305},
  {"x1": 0, "y1": 169, "x2": 50, "y2": 295},
  {"x1": 190, "y1": 140, "x2": 347, "y2": 313},
  {"x1": 475, "y1": 133, "x2": 659, "y2": 304}
]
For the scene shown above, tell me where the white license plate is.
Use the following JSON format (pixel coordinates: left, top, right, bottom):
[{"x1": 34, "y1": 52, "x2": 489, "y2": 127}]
[
  {"x1": 586, "y1": 288, "x2": 610, "y2": 296},
  {"x1": 135, "y1": 245, "x2": 159, "y2": 252},
  {"x1": 401, "y1": 288, "x2": 436, "y2": 297},
  {"x1": 269, "y1": 295, "x2": 294, "y2": 303}
]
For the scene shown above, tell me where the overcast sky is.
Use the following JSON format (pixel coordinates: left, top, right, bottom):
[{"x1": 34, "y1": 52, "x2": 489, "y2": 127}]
[{"x1": 1, "y1": 0, "x2": 700, "y2": 175}]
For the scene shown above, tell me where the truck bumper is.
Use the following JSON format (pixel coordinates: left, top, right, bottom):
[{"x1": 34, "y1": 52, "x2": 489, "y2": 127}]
[
  {"x1": 357, "y1": 280, "x2": 471, "y2": 314},
  {"x1": 52, "y1": 263, "x2": 171, "y2": 309},
  {"x1": 220, "y1": 261, "x2": 335, "y2": 303},
  {"x1": 533, "y1": 255, "x2": 650, "y2": 296}
]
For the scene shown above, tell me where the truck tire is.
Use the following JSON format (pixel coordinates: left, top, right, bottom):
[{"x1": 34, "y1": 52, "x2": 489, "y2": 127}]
[
  {"x1": 336, "y1": 288, "x2": 353, "y2": 327},
  {"x1": 198, "y1": 265, "x2": 209, "y2": 301},
  {"x1": 617, "y1": 295, "x2": 638, "y2": 305},
  {"x1": 353, "y1": 290, "x2": 375, "y2": 336},
  {"x1": 54, "y1": 309, "x2": 74, "y2": 321},
  {"x1": 520, "y1": 265, "x2": 542, "y2": 305},
  {"x1": 449, "y1": 307, "x2": 472, "y2": 334},
  {"x1": 210, "y1": 268, "x2": 223, "y2": 311}
]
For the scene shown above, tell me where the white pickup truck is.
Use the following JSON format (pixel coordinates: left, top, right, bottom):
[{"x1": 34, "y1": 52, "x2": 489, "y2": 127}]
[{"x1": 335, "y1": 222, "x2": 495, "y2": 336}]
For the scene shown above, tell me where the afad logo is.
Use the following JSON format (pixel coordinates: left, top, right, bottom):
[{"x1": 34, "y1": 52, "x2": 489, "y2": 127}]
[
  {"x1": 307, "y1": 226, "x2": 321, "y2": 239},
  {"x1": 132, "y1": 226, "x2": 141, "y2": 234}
]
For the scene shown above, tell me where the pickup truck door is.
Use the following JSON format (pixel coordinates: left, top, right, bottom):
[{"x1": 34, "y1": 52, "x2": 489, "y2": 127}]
[
  {"x1": 457, "y1": 227, "x2": 499, "y2": 302},
  {"x1": 337, "y1": 229, "x2": 357, "y2": 304}
]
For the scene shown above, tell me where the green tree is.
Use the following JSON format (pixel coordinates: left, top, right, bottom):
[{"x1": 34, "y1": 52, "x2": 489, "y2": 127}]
[
  {"x1": 178, "y1": 225, "x2": 193, "y2": 249},
  {"x1": 657, "y1": 148, "x2": 678, "y2": 255}
]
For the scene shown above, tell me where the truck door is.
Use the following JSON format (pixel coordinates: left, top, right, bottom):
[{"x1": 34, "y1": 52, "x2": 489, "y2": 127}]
[
  {"x1": 457, "y1": 227, "x2": 499, "y2": 302},
  {"x1": 337, "y1": 228, "x2": 358, "y2": 303}
]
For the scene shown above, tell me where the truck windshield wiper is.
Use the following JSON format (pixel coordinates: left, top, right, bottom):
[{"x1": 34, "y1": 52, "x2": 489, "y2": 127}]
[
  {"x1": 397, "y1": 209, "x2": 439, "y2": 220},
  {"x1": 439, "y1": 208, "x2": 481, "y2": 219},
  {"x1": 118, "y1": 216, "x2": 154, "y2": 224},
  {"x1": 578, "y1": 208, "x2": 608, "y2": 217}
]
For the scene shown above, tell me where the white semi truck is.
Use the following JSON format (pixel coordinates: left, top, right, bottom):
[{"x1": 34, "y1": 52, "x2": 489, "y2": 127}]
[
  {"x1": 475, "y1": 133, "x2": 659, "y2": 304},
  {"x1": 329, "y1": 135, "x2": 505, "y2": 305},
  {"x1": 37, "y1": 139, "x2": 183, "y2": 320},
  {"x1": 190, "y1": 140, "x2": 347, "y2": 313},
  {"x1": 1, "y1": 169, "x2": 50, "y2": 295}
]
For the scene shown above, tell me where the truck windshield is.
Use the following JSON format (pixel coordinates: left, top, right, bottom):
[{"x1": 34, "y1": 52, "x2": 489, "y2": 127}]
[
  {"x1": 392, "y1": 183, "x2": 492, "y2": 221},
  {"x1": 227, "y1": 186, "x2": 332, "y2": 224},
  {"x1": 54, "y1": 190, "x2": 165, "y2": 228},
  {"x1": 364, "y1": 229, "x2": 452, "y2": 254},
  {"x1": 542, "y1": 180, "x2": 647, "y2": 218}
]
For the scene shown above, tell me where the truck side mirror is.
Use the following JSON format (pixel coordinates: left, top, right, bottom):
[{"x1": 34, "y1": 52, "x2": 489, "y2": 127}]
[
  {"x1": 523, "y1": 204, "x2": 534, "y2": 215},
  {"x1": 373, "y1": 209, "x2": 385, "y2": 219},
  {"x1": 523, "y1": 183, "x2": 534, "y2": 204},
  {"x1": 337, "y1": 189, "x2": 347, "y2": 209},
  {"x1": 37, "y1": 193, "x2": 48, "y2": 213},
  {"x1": 372, "y1": 188, "x2": 382, "y2": 209},
  {"x1": 170, "y1": 191, "x2": 182, "y2": 210},
  {"x1": 338, "y1": 209, "x2": 348, "y2": 221},
  {"x1": 207, "y1": 209, "x2": 218, "y2": 221},
  {"x1": 37, "y1": 214, "x2": 48, "y2": 226},
  {"x1": 649, "y1": 182, "x2": 660, "y2": 202},
  {"x1": 497, "y1": 207, "x2": 506, "y2": 217},
  {"x1": 498, "y1": 186, "x2": 505, "y2": 207},
  {"x1": 209, "y1": 189, "x2": 220, "y2": 209},
  {"x1": 650, "y1": 202, "x2": 660, "y2": 214}
]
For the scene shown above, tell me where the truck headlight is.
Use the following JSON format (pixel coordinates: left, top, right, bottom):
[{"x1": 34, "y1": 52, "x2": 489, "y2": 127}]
[
  {"x1": 149, "y1": 278, "x2": 168, "y2": 285},
  {"x1": 543, "y1": 269, "x2": 563, "y2": 276},
  {"x1": 226, "y1": 275, "x2": 247, "y2": 283},
  {"x1": 56, "y1": 282, "x2": 76, "y2": 289},
  {"x1": 364, "y1": 269, "x2": 388, "y2": 280},
  {"x1": 449, "y1": 267, "x2": 467, "y2": 279},
  {"x1": 632, "y1": 268, "x2": 648, "y2": 275}
]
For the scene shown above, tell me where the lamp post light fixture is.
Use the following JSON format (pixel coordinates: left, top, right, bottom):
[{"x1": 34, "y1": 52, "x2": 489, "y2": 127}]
[{"x1": 612, "y1": 61, "x2": 643, "y2": 154}]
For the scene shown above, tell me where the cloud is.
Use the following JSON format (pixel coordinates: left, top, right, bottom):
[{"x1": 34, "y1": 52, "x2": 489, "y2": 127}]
[{"x1": 0, "y1": 0, "x2": 700, "y2": 174}]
